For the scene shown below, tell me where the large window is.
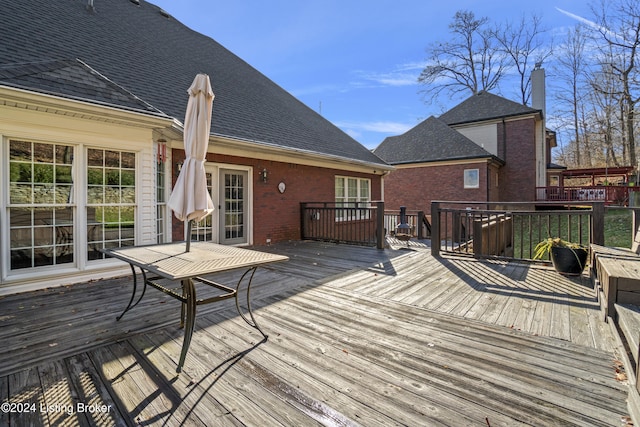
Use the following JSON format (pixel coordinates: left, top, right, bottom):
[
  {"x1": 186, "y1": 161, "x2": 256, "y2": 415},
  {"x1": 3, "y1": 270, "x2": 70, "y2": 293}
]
[
  {"x1": 86, "y1": 148, "x2": 136, "y2": 260},
  {"x1": 335, "y1": 176, "x2": 371, "y2": 220},
  {"x1": 8, "y1": 140, "x2": 75, "y2": 270}
]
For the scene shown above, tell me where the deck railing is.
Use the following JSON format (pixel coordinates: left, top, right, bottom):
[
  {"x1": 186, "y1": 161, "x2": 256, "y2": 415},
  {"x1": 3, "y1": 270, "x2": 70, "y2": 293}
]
[
  {"x1": 536, "y1": 185, "x2": 640, "y2": 206},
  {"x1": 430, "y1": 201, "x2": 605, "y2": 261},
  {"x1": 300, "y1": 202, "x2": 385, "y2": 249},
  {"x1": 383, "y1": 210, "x2": 431, "y2": 239}
]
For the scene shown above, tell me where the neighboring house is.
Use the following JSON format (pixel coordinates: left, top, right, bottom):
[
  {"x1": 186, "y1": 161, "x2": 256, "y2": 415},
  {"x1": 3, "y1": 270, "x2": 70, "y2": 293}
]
[
  {"x1": 375, "y1": 85, "x2": 549, "y2": 214},
  {"x1": 0, "y1": 0, "x2": 391, "y2": 292}
]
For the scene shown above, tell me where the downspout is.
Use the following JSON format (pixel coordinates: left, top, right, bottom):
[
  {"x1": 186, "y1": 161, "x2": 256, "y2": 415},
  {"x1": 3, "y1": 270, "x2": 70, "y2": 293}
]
[
  {"x1": 486, "y1": 163, "x2": 490, "y2": 202},
  {"x1": 502, "y1": 118, "x2": 507, "y2": 161}
]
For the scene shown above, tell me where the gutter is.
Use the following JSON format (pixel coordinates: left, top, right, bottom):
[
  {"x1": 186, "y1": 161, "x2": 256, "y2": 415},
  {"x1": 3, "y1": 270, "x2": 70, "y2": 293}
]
[{"x1": 210, "y1": 132, "x2": 394, "y2": 173}]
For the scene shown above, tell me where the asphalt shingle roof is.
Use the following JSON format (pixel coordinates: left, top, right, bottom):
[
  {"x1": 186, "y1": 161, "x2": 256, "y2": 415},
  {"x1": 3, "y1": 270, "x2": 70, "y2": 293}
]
[
  {"x1": 0, "y1": 59, "x2": 165, "y2": 115},
  {"x1": 373, "y1": 116, "x2": 493, "y2": 165},
  {"x1": 439, "y1": 91, "x2": 540, "y2": 125},
  {"x1": 0, "y1": 0, "x2": 386, "y2": 166}
]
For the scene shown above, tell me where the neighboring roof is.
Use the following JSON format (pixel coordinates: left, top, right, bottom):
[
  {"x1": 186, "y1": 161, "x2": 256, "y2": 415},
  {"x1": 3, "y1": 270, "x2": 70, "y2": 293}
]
[
  {"x1": 373, "y1": 116, "x2": 495, "y2": 165},
  {"x1": 0, "y1": 0, "x2": 387, "y2": 167},
  {"x1": 439, "y1": 91, "x2": 540, "y2": 126},
  {"x1": 548, "y1": 162, "x2": 568, "y2": 170}
]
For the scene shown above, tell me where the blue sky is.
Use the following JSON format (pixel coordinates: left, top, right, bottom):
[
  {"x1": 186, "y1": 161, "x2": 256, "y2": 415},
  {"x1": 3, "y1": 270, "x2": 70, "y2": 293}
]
[{"x1": 150, "y1": 0, "x2": 594, "y2": 149}]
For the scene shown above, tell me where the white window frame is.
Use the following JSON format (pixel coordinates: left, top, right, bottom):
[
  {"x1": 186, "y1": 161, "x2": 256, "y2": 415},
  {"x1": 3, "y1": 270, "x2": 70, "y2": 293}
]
[
  {"x1": 335, "y1": 176, "x2": 371, "y2": 221},
  {"x1": 464, "y1": 169, "x2": 480, "y2": 189}
]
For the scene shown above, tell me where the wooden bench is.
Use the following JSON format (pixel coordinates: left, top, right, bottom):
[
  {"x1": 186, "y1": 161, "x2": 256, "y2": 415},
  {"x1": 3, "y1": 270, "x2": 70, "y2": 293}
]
[
  {"x1": 595, "y1": 256, "x2": 640, "y2": 320},
  {"x1": 593, "y1": 211, "x2": 640, "y2": 424},
  {"x1": 615, "y1": 303, "x2": 640, "y2": 424},
  {"x1": 591, "y1": 211, "x2": 640, "y2": 320}
]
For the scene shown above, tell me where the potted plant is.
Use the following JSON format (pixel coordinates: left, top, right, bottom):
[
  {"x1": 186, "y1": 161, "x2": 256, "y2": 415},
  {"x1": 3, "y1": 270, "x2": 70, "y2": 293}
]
[{"x1": 533, "y1": 237, "x2": 589, "y2": 276}]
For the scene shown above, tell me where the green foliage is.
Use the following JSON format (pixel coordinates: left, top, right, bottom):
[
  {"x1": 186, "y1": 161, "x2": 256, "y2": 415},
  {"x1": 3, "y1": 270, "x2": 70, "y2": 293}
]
[
  {"x1": 604, "y1": 209, "x2": 633, "y2": 248},
  {"x1": 532, "y1": 237, "x2": 586, "y2": 260}
]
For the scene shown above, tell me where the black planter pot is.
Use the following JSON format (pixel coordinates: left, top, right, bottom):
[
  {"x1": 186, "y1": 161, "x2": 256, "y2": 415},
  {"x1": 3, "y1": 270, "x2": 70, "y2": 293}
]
[{"x1": 550, "y1": 246, "x2": 588, "y2": 276}]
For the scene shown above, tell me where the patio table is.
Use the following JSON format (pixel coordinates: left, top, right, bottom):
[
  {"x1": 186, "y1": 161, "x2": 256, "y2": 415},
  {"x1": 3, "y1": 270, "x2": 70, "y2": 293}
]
[{"x1": 100, "y1": 241, "x2": 288, "y2": 372}]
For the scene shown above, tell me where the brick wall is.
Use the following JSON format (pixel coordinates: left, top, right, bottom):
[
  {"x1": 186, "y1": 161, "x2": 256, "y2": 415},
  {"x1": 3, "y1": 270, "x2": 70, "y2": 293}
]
[
  {"x1": 170, "y1": 149, "x2": 382, "y2": 244},
  {"x1": 498, "y1": 118, "x2": 537, "y2": 201},
  {"x1": 384, "y1": 161, "x2": 489, "y2": 214}
]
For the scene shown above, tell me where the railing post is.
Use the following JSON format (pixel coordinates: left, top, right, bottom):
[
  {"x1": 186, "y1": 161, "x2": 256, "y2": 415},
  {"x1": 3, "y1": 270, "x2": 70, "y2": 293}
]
[
  {"x1": 417, "y1": 211, "x2": 425, "y2": 240},
  {"x1": 376, "y1": 201, "x2": 385, "y2": 249},
  {"x1": 591, "y1": 202, "x2": 605, "y2": 245},
  {"x1": 300, "y1": 202, "x2": 307, "y2": 240},
  {"x1": 431, "y1": 202, "x2": 440, "y2": 257}
]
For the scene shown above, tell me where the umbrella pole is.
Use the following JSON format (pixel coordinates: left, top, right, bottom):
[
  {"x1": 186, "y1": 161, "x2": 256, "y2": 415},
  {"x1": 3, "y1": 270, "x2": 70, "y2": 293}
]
[{"x1": 186, "y1": 220, "x2": 193, "y2": 252}]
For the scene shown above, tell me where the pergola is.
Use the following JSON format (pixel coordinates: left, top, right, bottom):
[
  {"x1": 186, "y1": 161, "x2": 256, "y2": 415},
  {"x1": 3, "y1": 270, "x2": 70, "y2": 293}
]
[{"x1": 561, "y1": 166, "x2": 636, "y2": 186}]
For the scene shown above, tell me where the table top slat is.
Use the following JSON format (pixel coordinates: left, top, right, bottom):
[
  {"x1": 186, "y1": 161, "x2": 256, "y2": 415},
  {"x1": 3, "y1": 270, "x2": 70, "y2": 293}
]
[{"x1": 102, "y1": 242, "x2": 288, "y2": 280}]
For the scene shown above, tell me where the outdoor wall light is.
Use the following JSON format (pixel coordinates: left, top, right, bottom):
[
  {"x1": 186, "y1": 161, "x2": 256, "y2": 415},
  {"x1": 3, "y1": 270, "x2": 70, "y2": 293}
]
[
  {"x1": 176, "y1": 161, "x2": 183, "y2": 177},
  {"x1": 261, "y1": 168, "x2": 268, "y2": 183}
]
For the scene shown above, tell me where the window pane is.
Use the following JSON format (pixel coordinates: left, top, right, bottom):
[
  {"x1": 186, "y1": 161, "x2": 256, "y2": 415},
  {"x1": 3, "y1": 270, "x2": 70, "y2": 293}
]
[
  {"x1": 121, "y1": 152, "x2": 135, "y2": 169},
  {"x1": 10, "y1": 183, "x2": 32, "y2": 204},
  {"x1": 88, "y1": 149, "x2": 103, "y2": 167},
  {"x1": 10, "y1": 227, "x2": 32, "y2": 249},
  {"x1": 33, "y1": 184, "x2": 54, "y2": 204},
  {"x1": 87, "y1": 186, "x2": 104, "y2": 204},
  {"x1": 33, "y1": 143, "x2": 53, "y2": 163},
  {"x1": 121, "y1": 169, "x2": 135, "y2": 186},
  {"x1": 121, "y1": 187, "x2": 135, "y2": 204},
  {"x1": 11, "y1": 249, "x2": 32, "y2": 270},
  {"x1": 87, "y1": 149, "x2": 136, "y2": 260},
  {"x1": 10, "y1": 208, "x2": 33, "y2": 227},
  {"x1": 335, "y1": 178, "x2": 344, "y2": 198},
  {"x1": 10, "y1": 140, "x2": 32, "y2": 160},
  {"x1": 10, "y1": 162, "x2": 31, "y2": 182},
  {"x1": 55, "y1": 145, "x2": 74, "y2": 165},
  {"x1": 347, "y1": 178, "x2": 357, "y2": 198},
  {"x1": 33, "y1": 247, "x2": 54, "y2": 267},
  {"x1": 464, "y1": 169, "x2": 479, "y2": 189},
  {"x1": 33, "y1": 164, "x2": 54, "y2": 184},
  {"x1": 104, "y1": 150, "x2": 120, "y2": 168},
  {"x1": 106, "y1": 169, "x2": 120, "y2": 185},
  {"x1": 55, "y1": 165, "x2": 73, "y2": 183},
  {"x1": 56, "y1": 184, "x2": 73, "y2": 204}
]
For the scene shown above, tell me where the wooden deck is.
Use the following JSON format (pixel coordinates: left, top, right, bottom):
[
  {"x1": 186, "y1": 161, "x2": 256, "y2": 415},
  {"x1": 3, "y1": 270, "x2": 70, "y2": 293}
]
[{"x1": 0, "y1": 240, "x2": 631, "y2": 426}]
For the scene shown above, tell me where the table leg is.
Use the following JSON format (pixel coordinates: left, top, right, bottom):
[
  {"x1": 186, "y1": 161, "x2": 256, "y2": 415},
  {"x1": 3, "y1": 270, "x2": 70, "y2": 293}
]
[
  {"x1": 235, "y1": 267, "x2": 267, "y2": 339},
  {"x1": 177, "y1": 278, "x2": 196, "y2": 373},
  {"x1": 116, "y1": 264, "x2": 148, "y2": 321}
]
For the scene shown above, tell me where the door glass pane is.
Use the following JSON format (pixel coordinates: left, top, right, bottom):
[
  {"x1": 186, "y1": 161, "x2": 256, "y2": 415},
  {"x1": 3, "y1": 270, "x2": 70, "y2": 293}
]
[{"x1": 221, "y1": 170, "x2": 247, "y2": 244}]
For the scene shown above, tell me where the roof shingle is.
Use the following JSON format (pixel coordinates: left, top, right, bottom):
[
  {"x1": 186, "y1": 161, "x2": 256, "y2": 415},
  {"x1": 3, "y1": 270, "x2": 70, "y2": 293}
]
[
  {"x1": 439, "y1": 91, "x2": 540, "y2": 125},
  {"x1": 0, "y1": 0, "x2": 386, "y2": 166},
  {"x1": 373, "y1": 116, "x2": 493, "y2": 165}
]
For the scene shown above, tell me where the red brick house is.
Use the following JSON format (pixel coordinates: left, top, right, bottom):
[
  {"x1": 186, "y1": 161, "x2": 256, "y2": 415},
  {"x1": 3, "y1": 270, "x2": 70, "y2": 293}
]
[
  {"x1": 374, "y1": 89, "x2": 547, "y2": 213},
  {"x1": 0, "y1": 0, "x2": 391, "y2": 293}
]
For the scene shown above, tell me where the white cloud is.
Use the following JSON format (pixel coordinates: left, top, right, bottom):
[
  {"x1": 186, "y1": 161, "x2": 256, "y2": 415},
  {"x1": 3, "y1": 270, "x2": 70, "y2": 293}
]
[
  {"x1": 555, "y1": 7, "x2": 599, "y2": 29},
  {"x1": 353, "y1": 61, "x2": 427, "y2": 88},
  {"x1": 335, "y1": 120, "x2": 413, "y2": 134}
]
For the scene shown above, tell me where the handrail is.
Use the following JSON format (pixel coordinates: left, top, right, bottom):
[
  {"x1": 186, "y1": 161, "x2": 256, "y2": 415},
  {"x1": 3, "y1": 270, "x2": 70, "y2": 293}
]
[
  {"x1": 430, "y1": 201, "x2": 605, "y2": 260},
  {"x1": 301, "y1": 201, "x2": 385, "y2": 249}
]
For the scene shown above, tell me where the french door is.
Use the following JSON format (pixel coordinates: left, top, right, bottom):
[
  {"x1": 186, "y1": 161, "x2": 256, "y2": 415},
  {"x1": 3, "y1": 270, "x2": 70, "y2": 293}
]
[
  {"x1": 219, "y1": 168, "x2": 248, "y2": 245},
  {"x1": 190, "y1": 166, "x2": 249, "y2": 245}
]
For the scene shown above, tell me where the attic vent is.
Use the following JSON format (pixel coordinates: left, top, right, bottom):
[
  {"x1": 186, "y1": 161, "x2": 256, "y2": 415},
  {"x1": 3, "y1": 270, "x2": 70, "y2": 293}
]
[
  {"x1": 86, "y1": 0, "x2": 95, "y2": 12},
  {"x1": 159, "y1": 9, "x2": 170, "y2": 18},
  {"x1": 130, "y1": 0, "x2": 140, "y2": 4}
]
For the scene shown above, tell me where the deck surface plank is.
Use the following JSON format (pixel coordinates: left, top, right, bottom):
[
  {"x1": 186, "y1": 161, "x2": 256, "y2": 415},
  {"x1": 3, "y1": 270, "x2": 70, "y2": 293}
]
[{"x1": 0, "y1": 240, "x2": 631, "y2": 426}]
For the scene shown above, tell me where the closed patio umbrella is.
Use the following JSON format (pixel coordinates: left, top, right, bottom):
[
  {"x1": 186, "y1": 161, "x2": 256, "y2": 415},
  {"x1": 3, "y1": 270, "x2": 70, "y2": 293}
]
[{"x1": 167, "y1": 73, "x2": 215, "y2": 251}]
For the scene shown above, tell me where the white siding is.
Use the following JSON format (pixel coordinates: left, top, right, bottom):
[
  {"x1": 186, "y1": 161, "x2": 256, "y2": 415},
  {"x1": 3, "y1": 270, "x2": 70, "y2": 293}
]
[{"x1": 456, "y1": 124, "x2": 498, "y2": 156}]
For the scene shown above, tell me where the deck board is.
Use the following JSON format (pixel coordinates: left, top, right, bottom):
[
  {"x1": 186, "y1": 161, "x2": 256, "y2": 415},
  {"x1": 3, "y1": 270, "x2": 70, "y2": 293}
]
[{"x1": 0, "y1": 240, "x2": 631, "y2": 426}]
